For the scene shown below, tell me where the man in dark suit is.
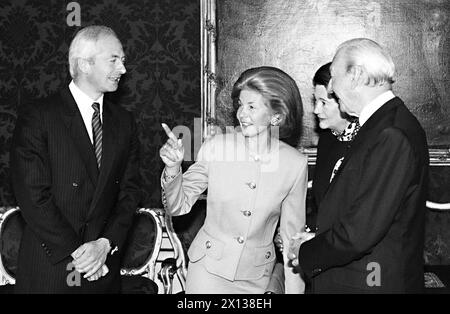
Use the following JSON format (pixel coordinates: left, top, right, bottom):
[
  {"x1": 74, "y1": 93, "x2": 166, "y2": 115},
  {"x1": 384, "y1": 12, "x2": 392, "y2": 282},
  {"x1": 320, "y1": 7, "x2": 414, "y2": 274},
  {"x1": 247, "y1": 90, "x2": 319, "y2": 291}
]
[
  {"x1": 10, "y1": 25, "x2": 140, "y2": 293},
  {"x1": 288, "y1": 38, "x2": 429, "y2": 293}
]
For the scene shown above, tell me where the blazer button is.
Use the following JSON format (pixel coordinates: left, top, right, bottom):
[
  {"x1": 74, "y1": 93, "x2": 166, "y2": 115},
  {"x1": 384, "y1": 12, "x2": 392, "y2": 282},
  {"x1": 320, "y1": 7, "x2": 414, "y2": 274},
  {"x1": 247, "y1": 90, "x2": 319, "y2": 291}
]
[
  {"x1": 205, "y1": 240, "x2": 212, "y2": 249},
  {"x1": 237, "y1": 237, "x2": 244, "y2": 244},
  {"x1": 242, "y1": 210, "x2": 252, "y2": 217},
  {"x1": 246, "y1": 182, "x2": 256, "y2": 189},
  {"x1": 265, "y1": 251, "x2": 271, "y2": 259},
  {"x1": 72, "y1": 182, "x2": 78, "y2": 187}
]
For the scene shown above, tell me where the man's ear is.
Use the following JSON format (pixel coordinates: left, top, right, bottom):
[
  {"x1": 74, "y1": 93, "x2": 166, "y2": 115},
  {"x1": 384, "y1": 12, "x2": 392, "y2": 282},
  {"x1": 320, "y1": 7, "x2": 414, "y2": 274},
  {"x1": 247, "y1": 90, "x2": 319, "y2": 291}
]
[
  {"x1": 77, "y1": 58, "x2": 91, "y2": 75},
  {"x1": 326, "y1": 81, "x2": 333, "y2": 94},
  {"x1": 349, "y1": 65, "x2": 365, "y2": 89}
]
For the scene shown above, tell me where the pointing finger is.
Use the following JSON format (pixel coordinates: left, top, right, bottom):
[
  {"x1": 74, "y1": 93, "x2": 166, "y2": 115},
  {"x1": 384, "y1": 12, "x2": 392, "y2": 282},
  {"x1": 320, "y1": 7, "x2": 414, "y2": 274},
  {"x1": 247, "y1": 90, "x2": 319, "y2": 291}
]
[{"x1": 161, "y1": 123, "x2": 178, "y2": 142}]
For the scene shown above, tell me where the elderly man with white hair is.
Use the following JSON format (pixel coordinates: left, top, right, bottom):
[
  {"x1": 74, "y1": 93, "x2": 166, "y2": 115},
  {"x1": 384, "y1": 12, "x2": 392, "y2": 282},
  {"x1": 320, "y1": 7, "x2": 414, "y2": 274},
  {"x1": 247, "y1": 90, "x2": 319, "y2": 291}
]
[{"x1": 288, "y1": 38, "x2": 429, "y2": 294}]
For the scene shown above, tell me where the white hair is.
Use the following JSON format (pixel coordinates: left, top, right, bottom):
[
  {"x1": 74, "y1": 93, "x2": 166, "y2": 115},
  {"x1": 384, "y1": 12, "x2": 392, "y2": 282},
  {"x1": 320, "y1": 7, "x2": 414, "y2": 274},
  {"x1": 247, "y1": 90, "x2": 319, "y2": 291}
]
[
  {"x1": 68, "y1": 25, "x2": 118, "y2": 80},
  {"x1": 336, "y1": 38, "x2": 395, "y2": 86}
]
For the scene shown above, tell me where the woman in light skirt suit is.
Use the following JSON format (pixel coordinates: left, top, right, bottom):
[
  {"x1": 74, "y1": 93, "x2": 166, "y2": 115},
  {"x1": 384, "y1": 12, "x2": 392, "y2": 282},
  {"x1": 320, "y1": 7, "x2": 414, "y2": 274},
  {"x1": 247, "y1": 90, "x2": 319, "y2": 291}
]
[{"x1": 160, "y1": 67, "x2": 308, "y2": 294}]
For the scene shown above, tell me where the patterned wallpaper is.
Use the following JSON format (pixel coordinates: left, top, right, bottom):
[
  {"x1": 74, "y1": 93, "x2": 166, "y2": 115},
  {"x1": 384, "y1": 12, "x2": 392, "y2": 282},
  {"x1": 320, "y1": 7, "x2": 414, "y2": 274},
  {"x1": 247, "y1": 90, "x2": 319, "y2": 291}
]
[{"x1": 0, "y1": 0, "x2": 200, "y2": 208}]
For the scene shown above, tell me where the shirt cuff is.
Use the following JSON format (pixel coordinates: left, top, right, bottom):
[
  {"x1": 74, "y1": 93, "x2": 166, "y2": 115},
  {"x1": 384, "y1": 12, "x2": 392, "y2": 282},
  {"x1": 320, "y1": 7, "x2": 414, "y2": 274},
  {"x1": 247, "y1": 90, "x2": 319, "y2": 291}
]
[{"x1": 162, "y1": 167, "x2": 181, "y2": 184}]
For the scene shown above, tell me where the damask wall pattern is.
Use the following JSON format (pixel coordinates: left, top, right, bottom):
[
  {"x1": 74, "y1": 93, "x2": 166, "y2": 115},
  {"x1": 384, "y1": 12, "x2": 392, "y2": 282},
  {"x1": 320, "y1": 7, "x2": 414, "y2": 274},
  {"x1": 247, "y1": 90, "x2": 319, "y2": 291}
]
[{"x1": 0, "y1": 0, "x2": 200, "y2": 208}]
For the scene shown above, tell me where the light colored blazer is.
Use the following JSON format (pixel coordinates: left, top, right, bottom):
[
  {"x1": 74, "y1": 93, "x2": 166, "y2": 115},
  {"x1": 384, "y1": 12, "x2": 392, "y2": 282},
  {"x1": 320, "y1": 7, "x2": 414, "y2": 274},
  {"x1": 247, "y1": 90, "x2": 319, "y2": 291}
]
[{"x1": 162, "y1": 132, "x2": 307, "y2": 293}]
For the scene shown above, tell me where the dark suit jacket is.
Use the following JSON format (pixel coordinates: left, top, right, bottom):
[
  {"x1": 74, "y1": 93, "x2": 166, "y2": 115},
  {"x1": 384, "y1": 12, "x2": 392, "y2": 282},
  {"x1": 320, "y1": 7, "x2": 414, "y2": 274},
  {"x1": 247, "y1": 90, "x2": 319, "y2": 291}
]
[
  {"x1": 10, "y1": 87, "x2": 141, "y2": 293},
  {"x1": 308, "y1": 130, "x2": 349, "y2": 230},
  {"x1": 299, "y1": 97, "x2": 429, "y2": 293}
]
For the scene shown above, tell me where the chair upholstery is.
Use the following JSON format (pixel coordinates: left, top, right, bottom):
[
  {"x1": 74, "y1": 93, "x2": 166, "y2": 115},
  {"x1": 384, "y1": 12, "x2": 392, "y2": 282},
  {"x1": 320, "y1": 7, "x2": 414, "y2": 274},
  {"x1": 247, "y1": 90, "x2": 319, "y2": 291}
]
[
  {"x1": 0, "y1": 207, "x2": 21, "y2": 285},
  {"x1": 120, "y1": 275, "x2": 158, "y2": 294},
  {"x1": 119, "y1": 208, "x2": 161, "y2": 294},
  {"x1": 120, "y1": 208, "x2": 187, "y2": 294},
  {"x1": 121, "y1": 208, "x2": 161, "y2": 273}
]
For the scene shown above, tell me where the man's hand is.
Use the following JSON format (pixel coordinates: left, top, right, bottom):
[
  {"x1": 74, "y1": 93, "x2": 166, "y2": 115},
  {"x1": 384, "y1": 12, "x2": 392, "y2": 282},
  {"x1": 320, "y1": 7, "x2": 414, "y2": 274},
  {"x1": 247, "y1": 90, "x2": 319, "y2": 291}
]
[
  {"x1": 86, "y1": 264, "x2": 109, "y2": 282},
  {"x1": 71, "y1": 238, "x2": 111, "y2": 278},
  {"x1": 287, "y1": 232, "x2": 315, "y2": 267}
]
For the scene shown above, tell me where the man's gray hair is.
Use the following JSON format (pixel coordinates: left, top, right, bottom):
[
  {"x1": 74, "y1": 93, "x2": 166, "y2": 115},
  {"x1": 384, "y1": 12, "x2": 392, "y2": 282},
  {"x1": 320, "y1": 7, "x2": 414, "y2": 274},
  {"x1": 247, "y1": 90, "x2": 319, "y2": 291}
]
[
  {"x1": 68, "y1": 25, "x2": 119, "y2": 80},
  {"x1": 336, "y1": 38, "x2": 395, "y2": 86}
]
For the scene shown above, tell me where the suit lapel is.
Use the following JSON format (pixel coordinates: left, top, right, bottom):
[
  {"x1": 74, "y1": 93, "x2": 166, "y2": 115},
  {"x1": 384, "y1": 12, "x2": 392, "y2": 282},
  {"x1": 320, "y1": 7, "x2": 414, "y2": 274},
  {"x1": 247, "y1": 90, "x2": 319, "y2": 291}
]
[
  {"x1": 88, "y1": 100, "x2": 119, "y2": 217},
  {"x1": 59, "y1": 88, "x2": 99, "y2": 186}
]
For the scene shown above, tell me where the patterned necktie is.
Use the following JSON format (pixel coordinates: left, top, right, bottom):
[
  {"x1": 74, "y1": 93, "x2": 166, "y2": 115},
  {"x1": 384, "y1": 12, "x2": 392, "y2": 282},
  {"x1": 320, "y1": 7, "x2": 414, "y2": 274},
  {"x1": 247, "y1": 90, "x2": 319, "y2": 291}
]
[{"x1": 92, "y1": 102, "x2": 102, "y2": 169}]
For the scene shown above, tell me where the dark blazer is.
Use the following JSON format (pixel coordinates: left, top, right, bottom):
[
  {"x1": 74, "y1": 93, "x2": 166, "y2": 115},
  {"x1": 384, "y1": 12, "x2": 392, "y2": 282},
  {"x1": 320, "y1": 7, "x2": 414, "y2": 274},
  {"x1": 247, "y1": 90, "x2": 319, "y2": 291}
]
[
  {"x1": 299, "y1": 97, "x2": 429, "y2": 293},
  {"x1": 308, "y1": 130, "x2": 349, "y2": 230},
  {"x1": 10, "y1": 87, "x2": 141, "y2": 293}
]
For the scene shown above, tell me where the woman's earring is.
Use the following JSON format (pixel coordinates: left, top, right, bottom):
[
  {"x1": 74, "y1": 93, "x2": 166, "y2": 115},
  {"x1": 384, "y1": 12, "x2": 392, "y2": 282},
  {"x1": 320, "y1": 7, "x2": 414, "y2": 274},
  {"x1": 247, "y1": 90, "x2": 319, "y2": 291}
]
[{"x1": 271, "y1": 117, "x2": 279, "y2": 126}]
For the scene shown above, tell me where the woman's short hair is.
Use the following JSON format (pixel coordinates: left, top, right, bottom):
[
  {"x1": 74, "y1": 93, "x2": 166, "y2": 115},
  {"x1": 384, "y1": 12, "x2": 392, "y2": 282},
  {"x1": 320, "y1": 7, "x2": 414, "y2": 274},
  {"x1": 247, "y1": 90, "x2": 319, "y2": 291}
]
[
  {"x1": 313, "y1": 62, "x2": 340, "y2": 103},
  {"x1": 312, "y1": 62, "x2": 332, "y2": 87},
  {"x1": 231, "y1": 66, "x2": 303, "y2": 146},
  {"x1": 68, "y1": 25, "x2": 119, "y2": 80},
  {"x1": 313, "y1": 62, "x2": 351, "y2": 121},
  {"x1": 335, "y1": 38, "x2": 395, "y2": 86}
]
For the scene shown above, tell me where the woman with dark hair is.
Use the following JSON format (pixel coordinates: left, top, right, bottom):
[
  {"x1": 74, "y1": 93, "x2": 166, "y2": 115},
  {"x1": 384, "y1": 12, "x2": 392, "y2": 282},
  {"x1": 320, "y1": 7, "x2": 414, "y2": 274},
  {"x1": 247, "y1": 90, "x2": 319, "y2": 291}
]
[
  {"x1": 309, "y1": 62, "x2": 360, "y2": 227},
  {"x1": 275, "y1": 63, "x2": 359, "y2": 260},
  {"x1": 159, "y1": 66, "x2": 308, "y2": 294}
]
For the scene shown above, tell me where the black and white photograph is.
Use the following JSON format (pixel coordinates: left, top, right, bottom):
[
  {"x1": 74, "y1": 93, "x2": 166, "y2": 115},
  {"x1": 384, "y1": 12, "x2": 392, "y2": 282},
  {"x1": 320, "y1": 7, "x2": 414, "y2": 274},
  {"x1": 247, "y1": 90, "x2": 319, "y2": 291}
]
[{"x1": 0, "y1": 0, "x2": 449, "y2": 299}]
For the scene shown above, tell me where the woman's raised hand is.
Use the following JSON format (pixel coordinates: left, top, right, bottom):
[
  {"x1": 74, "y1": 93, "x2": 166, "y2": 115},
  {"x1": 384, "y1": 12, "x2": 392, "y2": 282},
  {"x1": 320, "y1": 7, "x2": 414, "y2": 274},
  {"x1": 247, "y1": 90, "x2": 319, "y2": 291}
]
[{"x1": 159, "y1": 123, "x2": 184, "y2": 170}]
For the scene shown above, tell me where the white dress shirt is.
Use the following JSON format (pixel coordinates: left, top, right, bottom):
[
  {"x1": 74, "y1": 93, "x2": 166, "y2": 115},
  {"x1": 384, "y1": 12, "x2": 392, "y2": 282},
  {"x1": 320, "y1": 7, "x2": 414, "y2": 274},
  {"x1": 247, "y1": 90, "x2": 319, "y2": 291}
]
[
  {"x1": 359, "y1": 90, "x2": 395, "y2": 126},
  {"x1": 68, "y1": 80, "x2": 104, "y2": 144}
]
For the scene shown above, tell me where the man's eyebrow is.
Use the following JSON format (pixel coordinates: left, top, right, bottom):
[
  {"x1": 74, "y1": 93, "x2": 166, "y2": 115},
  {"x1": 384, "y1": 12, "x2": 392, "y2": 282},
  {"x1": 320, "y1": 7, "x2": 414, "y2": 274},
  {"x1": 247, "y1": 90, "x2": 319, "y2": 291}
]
[{"x1": 110, "y1": 54, "x2": 125, "y2": 59}]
